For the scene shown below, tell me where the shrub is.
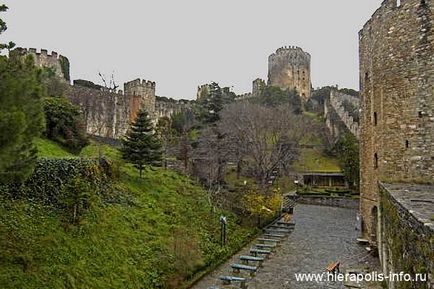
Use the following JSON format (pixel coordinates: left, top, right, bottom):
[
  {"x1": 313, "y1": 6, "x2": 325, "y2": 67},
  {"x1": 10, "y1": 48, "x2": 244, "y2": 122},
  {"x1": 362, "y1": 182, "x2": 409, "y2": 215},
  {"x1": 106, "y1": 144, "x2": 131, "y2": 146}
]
[{"x1": 42, "y1": 96, "x2": 88, "y2": 152}]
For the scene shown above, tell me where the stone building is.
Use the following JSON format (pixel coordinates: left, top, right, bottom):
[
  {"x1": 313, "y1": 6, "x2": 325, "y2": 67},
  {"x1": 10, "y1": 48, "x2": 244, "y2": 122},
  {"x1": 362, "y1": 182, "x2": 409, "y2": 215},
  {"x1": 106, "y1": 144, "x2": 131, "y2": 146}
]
[
  {"x1": 267, "y1": 46, "x2": 312, "y2": 101},
  {"x1": 20, "y1": 47, "x2": 191, "y2": 139},
  {"x1": 359, "y1": 0, "x2": 433, "y2": 287}
]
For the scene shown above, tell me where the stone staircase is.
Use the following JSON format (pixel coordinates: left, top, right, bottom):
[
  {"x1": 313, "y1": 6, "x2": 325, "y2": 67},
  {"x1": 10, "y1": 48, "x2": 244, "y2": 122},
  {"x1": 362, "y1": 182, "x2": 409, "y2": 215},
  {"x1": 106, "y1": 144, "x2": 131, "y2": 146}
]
[{"x1": 206, "y1": 207, "x2": 297, "y2": 289}]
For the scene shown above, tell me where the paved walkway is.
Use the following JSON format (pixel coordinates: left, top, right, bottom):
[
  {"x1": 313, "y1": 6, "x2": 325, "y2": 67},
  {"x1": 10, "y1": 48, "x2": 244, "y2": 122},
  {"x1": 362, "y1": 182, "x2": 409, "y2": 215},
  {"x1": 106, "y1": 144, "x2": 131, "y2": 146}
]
[{"x1": 190, "y1": 204, "x2": 381, "y2": 289}]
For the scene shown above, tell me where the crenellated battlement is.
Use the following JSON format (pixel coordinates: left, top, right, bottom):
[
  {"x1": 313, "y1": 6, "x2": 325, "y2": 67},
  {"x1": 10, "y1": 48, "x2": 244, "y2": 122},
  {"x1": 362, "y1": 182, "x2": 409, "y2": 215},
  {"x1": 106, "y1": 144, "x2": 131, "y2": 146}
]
[
  {"x1": 16, "y1": 47, "x2": 64, "y2": 60},
  {"x1": 359, "y1": 0, "x2": 428, "y2": 40},
  {"x1": 16, "y1": 47, "x2": 70, "y2": 81},
  {"x1": 124, "y1": 78, "x2": 156, "y2": 90},
  {"x1": 270, "y1": 46, "x2": 311, "y2": 60}
]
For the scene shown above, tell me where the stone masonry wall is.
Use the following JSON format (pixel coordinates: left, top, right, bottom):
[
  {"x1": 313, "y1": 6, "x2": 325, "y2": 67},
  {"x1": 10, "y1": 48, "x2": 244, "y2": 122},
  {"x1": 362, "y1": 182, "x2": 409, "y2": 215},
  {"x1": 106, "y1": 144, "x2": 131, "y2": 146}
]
[
  {"x1": 17, "y1": 48, "x2": 69, "y2": 81},
  {"x1": 268, "y1": 46, "x2": 312, "y2": 101},
  {"x1": 328, "y1": 89, "x2": 360, "y2": 139},
  {"x1": 379, "y1": 184, "x2": 433, "y2": 289},
  {"x1": 359, "y1": 0, "x2": 434, "y2": 240},
  {"x1": 65, "y1": 85, "x2": 133, "y2": 139}
]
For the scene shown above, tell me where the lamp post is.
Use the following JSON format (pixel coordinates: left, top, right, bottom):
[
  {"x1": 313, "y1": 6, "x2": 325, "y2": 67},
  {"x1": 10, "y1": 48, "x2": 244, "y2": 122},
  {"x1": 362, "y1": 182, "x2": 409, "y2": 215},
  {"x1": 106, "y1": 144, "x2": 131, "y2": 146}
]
[{"x1": 220, "y1": 215, "x2": 227, "y2": 247}]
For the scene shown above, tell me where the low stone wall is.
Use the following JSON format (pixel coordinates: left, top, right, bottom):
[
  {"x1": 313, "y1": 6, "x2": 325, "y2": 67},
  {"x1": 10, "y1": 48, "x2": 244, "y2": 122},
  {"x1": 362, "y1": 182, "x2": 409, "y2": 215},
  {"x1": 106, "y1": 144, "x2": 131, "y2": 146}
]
[
  {"x1": 297, "y1": 196, "x2": 359, "y2": 209},
  {"x1": 379, "y1": 183, "x2": 434, "y2": 289}
]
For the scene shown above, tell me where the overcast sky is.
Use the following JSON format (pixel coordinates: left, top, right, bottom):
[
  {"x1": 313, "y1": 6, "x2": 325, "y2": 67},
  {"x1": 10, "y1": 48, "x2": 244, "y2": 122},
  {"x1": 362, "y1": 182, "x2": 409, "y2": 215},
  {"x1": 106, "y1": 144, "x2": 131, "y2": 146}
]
[{"x1": 2, "y1": 0, "x2": 382, "y2": 99}]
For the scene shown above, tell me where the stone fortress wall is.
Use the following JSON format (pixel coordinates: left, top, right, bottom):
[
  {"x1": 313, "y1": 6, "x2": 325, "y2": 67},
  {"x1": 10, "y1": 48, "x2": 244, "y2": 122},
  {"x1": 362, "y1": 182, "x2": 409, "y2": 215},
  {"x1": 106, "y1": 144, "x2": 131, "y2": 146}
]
[
  {"x1": 324, "y1": 89, "x2": 360, "y2": 139},
  {"x1": 20, "y1": 48, "x2": 191, "y2": 139},
  {"x1": 267, "y1": 46, "x2": 312, "y2": 101},
  {"x1": 359, "y1": 0, "x2": 433, "y2": 287}
]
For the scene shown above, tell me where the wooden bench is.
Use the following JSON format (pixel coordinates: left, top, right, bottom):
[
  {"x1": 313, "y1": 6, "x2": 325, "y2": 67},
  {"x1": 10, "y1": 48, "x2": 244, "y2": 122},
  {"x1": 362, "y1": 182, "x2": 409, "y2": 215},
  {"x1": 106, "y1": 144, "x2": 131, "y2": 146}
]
[
  {"x1": 263, "y1": 233, "x2": 286, "y2": 238},
  {"x1": 231, "y1": 263, "x2": 258, "y2": 276},
  {"x1": 250, "y1": 248, "x2": 271, "y2": 257},
  {"x1": 218, "y1": 275, "x2": 248, "y2": 289},
  {"x1": 254, "y1": 243, "x2": 276, "y2": 250},
  {"x1": 326, "y1": 261, "x2": 340, "y2": 273},
  {"x1": 239, "y1": 255, "x2": 265, "y2": 266}
]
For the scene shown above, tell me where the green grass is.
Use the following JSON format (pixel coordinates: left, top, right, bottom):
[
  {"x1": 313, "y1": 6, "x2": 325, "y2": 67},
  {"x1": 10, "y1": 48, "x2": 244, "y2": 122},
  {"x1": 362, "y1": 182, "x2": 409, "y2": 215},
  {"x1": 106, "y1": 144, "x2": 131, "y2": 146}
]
[
  {"x1": 34, "y1": 138, "x2": 75, "y2": 158},
  {"x1": 293, "y1": 148, "x2": 341, "y2": 172},
  {"x1": 80, "y1": 141, "x2": 122, "y2": 161},
  {"x1": 1, "y1": 139, "x2": 257, "y2": 289}
]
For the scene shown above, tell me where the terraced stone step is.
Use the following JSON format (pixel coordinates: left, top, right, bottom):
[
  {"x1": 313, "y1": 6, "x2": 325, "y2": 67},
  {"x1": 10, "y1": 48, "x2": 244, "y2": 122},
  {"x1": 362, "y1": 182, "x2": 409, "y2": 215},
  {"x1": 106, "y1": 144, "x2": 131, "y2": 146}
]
[
  {"x1": 218, "y1": 275, "x2": 248, "y2": 289},
  {"x1": 239, "y1": 255, "x2": 265, "y2": 266},
  {"x1": 231, "y1": 263, "x2": 257, "y2": 276},
  {"x1": 263, "y1": 233, "x2": 286, "y2": 238},
  {"x1": 254, "y1": 243, "x2": 276, "y2": 249},
  {"x1": 276, "y1": 221, "x2": 296, "y2": 226},
  {"x1": 257, "y1": 237, "x2": 279, "y2": 243},
  {"x1": 250, "y1": 248, "x2": 272, "y2": 257},
  {"x1": 268, "y1": 225, "x2": 293, "y2": 230}
]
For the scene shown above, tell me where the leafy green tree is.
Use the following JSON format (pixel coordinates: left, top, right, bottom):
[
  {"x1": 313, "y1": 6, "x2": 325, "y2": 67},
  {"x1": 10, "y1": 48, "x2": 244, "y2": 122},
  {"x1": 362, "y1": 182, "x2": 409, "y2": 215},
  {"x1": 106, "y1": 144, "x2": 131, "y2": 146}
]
[
  {"x1": 256, "y1": 85, "x2": 302, "y2": 113},
  {"x1": 0, "y1": 5, "x2": 14, "y2": 51},
  {"x1": 336, "y1": 133, "x2": 360, "y2": 190},
  {"x1": 197, "y1": 82, "x2": 235, "y2": 124},
  {"x1": 0, "y1": 7, "x2": 46, "y2": 183},
  {"x1": 42, "y1": 97, "x2": 89, "y2": 153},
  {"x1": 121, "y1": 109, "x2": 162, "y2": 178}
]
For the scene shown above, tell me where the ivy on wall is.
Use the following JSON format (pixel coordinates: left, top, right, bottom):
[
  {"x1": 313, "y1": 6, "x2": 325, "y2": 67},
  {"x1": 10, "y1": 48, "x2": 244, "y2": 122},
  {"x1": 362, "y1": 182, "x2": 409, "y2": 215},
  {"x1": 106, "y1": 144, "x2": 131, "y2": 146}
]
[
  {"x1": 59, "y1": 55, "x2": 70, "y2": 82},
  {"x1": 380, "y1": 187, "x2": 433, "y2": 289}
]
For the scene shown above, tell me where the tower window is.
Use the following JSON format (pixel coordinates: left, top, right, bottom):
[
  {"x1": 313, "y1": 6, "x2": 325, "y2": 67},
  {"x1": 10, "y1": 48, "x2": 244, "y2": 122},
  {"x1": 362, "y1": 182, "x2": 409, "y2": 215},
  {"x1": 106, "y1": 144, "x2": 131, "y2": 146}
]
[
  {"x1": 405, "y1": 140, "x2": 409, "y2": 149},
  {"x1": 373, "y1": 112, "x2": 378, "y2": 126},
  {"x1": 418, "y1": 111, "x2": 423, "y2": 118},
  {"x1": 374, "y1": 153, "x2": 379, "y2": 169},
  {"x1": 365, "y1": 72, "x2": 369, "y2": 81}
]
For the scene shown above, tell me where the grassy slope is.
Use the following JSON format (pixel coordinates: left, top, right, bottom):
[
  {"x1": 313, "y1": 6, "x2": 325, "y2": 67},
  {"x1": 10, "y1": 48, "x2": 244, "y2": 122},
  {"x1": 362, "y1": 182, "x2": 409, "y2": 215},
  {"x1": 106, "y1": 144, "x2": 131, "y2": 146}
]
[
  {"x1": 0, "y1": 139, "x2": 256, "y2": 289},
  {"x1": 293, "y1": 113, "x2": 341, "y2": 173}
]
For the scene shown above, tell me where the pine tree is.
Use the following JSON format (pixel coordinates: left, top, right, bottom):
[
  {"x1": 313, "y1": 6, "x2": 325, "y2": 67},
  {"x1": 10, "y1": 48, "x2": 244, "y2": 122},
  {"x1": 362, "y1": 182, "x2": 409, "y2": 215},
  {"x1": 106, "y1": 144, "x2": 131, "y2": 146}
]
[
  {"x1": 0, "y1": 6, "x2": 45, "y2": 184},
  {"x1": 121, "y1": 109, "x2": 162, "y2": 178}
]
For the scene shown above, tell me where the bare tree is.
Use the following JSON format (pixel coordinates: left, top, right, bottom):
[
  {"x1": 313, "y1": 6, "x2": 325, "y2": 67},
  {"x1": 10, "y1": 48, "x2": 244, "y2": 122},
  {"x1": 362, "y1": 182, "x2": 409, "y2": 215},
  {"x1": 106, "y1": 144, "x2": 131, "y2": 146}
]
[
  {"x1": 192, "y1": 126, "x2": 232, "y2": 208},
  {"x1": 98, "y1": 71, "x2": 119, "y2": 91},
  {"x1": 218, "y1": 102, "x2": 307, "y2": 192}
]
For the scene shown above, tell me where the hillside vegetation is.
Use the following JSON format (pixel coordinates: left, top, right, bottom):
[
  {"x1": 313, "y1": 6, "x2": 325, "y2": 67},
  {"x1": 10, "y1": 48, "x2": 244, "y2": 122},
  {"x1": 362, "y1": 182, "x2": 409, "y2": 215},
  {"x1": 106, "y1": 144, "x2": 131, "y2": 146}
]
[{"x1": 0, "y1": 139, "x2": 256, "y2": 289}]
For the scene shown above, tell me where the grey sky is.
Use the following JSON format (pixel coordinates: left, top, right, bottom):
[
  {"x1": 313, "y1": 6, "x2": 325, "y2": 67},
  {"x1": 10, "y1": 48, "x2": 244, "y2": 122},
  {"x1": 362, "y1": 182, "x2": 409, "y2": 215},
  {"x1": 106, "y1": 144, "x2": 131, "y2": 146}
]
[{"x1": 2, "y1": 0, "x2": 382, "y2": 99}]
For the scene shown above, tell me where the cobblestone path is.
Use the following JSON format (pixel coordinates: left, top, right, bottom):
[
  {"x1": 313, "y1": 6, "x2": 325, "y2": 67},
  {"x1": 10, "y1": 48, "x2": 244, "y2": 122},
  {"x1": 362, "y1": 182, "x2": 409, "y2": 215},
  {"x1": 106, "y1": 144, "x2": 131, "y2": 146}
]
[{"x1": 190, "y1": 204, "x2": 381, "y2": 289}]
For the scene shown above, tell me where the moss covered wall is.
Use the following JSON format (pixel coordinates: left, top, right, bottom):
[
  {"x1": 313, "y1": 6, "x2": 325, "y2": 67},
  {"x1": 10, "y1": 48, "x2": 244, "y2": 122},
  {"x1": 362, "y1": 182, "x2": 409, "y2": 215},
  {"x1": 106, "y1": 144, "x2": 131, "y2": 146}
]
[{"x1": 379, "y1": 185, "x2": 433, "y2": 289}]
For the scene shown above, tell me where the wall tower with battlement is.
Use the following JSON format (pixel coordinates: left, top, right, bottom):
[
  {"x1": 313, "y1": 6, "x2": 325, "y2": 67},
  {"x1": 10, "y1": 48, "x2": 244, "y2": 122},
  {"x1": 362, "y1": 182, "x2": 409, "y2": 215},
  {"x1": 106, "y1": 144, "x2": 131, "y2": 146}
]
[
  {"x1": 267, "y1": 46, "x2": 311, "y2": 101},
  {"x1": 124, "y1": 79, "x2": 156, "y2": 121},
  {"x1": 16, "y1": 47, "x2": 70, "y2": 81}
]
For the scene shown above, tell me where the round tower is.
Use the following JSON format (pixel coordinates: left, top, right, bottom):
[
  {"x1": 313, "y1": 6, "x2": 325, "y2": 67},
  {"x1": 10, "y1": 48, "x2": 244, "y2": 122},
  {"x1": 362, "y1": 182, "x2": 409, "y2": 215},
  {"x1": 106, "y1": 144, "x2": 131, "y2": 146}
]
[{"x1": 267, "y1": 46, "x2": 311, "y2": 101}]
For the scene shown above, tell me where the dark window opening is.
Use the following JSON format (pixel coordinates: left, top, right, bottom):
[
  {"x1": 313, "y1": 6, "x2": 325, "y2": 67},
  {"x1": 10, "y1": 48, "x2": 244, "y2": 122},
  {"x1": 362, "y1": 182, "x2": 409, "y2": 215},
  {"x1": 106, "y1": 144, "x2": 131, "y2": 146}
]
[
  {"x1": 365, "y1": 72, "x2": 369, "y2": 82},
  {"x1": 374, "y1": 153, "x2": 378, "y2": 169},
  {"x1": 405, "y1": 140, "x2": 409, "y2": 149},
  {"x1": 374, "y1": 112, "x2": 378, "y2": 126},
  {"x1": 418, "y1": 111, "x2": 423, "y2": 118}
]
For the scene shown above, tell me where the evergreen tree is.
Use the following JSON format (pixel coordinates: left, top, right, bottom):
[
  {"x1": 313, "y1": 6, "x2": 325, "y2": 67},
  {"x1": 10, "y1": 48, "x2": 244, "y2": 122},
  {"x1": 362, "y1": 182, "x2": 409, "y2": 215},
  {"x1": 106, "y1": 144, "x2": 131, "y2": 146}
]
[
  {"x1": 0, "y1": 6, "x2": 45, "y2": 184},
  {"x1": 121, "y1": 109, "x2": 162, "y2": 178}
]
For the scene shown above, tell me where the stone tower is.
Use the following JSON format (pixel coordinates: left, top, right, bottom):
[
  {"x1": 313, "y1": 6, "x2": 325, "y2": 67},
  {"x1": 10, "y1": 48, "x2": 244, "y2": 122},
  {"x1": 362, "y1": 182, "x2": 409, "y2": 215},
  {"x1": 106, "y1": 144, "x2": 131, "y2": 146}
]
[
  {"x1": 267, "y1": 46, "x2": 311, "y2": 101},
  {"x1": 124, "y1": 79, "x2": 156, "y2": 121},
  {"x1": 16, "y1": 47, "x2": 70, "y2": 81},
  {"x1": 359, "y1": 0, "x2": 434, "y2": 242},
  {"x1": 252, "y1": 78, "x2": 266, "y2": 97}
]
